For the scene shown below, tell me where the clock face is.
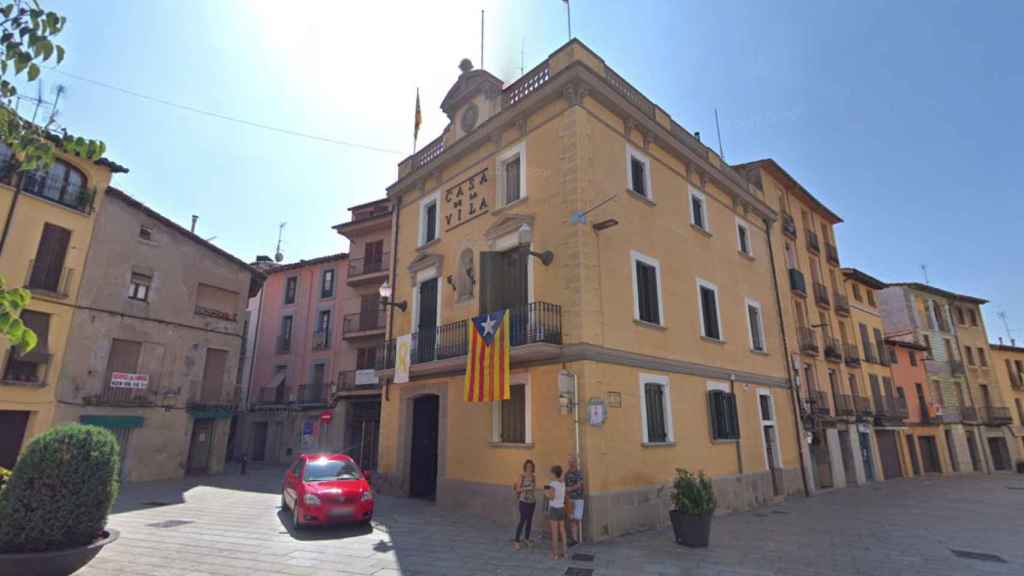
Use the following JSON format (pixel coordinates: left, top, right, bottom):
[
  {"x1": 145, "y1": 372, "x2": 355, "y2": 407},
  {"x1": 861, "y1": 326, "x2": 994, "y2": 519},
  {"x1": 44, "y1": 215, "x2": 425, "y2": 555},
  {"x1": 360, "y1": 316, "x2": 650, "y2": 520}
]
[{"x1": 461, "y1": 103, "x2": 479, "y2": 133}]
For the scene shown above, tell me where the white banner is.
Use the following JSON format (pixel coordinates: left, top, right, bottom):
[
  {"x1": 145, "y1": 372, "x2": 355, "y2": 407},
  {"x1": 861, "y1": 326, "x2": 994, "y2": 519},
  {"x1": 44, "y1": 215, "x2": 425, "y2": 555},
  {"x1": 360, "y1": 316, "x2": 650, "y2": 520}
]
[
  {"x1": 110, "y1": 372, "x2": 148, "y2": 390},
  {"x1": 394, "y1": 333, "x2": 412, "y2": 384}
]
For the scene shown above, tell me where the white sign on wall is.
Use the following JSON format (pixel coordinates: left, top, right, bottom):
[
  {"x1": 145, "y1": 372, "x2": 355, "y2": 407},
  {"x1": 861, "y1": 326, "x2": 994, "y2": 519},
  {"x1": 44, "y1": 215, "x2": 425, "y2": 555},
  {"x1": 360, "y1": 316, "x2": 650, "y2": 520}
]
[
  {"x1": 110, "y1": 372, "x2": 148, "y2": 389},
  {"x1": 355, "y1": 369, "x2": 379, "y2": 386}
]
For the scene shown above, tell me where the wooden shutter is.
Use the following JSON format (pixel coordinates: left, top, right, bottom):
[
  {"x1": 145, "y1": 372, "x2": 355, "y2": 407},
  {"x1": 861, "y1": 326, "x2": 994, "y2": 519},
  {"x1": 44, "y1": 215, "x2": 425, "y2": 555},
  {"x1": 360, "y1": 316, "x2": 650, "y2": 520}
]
[
  {"x1": 644, "y1": 383, "x2": 667, "y2": 442},
  {"x1": 29, "y1": 223, "x2": 71, "y2": 292},
  {"x1": 425, "y1": 203, "x2": 437, "y2": 242},
  {"x1": 748, "y1": 305, "x2": 763, "y2": 350},
  {"x1": 478, "y1": 251, "x2": 501, "y2": 314},
  {"x1": 105, "y1": 339, "x2": 142, "y2": 386},
  {"x1": 505, "y1": 157, "x2": 521, "y2": 204},
  {"x1": 500, "y1": 384, "x2": 526, "y2": 443},
  {"x1": 201, "y1": 349, "x2": 228, "y2": 402},
  {"x1": 631, "y1": 157, "x2": 645, "y2": 196},
  {"x1": 16, "y1": 310, "x2": 50, "y2": 362},
  {"x1": 710, "y1": 391, "x2": 738, "y2": 439},
  {"x1": 701, "y1": 287, "x2": 719, "y2": 339},
  {"x1": 636, "y1": 261, "x2": 659, "y2": 324}
]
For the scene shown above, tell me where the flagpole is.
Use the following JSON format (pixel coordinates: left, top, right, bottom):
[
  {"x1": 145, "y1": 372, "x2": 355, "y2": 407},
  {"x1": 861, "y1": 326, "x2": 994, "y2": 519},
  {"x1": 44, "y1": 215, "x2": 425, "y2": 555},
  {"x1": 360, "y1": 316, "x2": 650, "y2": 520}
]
[{"x1": 566, "y1": 0, "x2": 572, "y2": 40}]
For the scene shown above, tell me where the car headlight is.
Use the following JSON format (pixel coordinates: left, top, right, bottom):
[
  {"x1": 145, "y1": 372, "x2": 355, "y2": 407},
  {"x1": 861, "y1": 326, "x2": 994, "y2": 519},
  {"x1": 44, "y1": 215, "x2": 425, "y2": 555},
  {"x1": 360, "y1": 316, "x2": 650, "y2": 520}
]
[
  {"x1": 361, "y1": 490, "x2": 374, "y2": 502},
  {"x1": 303, "y1": 494, "x2": 321, "y2": 506}
]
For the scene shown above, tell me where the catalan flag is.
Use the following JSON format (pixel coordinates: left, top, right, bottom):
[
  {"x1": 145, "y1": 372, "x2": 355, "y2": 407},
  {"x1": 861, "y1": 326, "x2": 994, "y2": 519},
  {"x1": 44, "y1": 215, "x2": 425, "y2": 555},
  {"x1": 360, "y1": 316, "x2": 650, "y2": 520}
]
[{"x1": 464, "y1": 309, "x2": 511, "y2": 402}]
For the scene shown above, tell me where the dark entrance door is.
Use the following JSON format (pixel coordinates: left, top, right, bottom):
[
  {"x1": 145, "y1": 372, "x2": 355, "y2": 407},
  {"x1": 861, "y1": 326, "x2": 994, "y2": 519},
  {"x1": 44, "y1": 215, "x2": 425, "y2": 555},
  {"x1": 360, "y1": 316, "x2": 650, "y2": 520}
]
[
  {"x1": 250, "y1": 421, "x2": 268, "y2": 461},
  {"x1": 0, "y1": 411, "x2": 30, "y2": 469},
  {"x1": 966, "y1": 430, "x2": 980, "y2": 471},
  {"x1": 905, "y1": 434, "x2": 921, "y2": 475},
  {"x1": 919, "y1": 436, "x2": 942, "y2": 473},
  {"x1": 988, "y1": 437, "x2": 1010, "y2": 471},
  {"x1": 416, "y1": 279, "x2": 438, "y2": 363},
  {"x1": 410, "y1": 395, "x2": 439, "y2": 500},
  {"x1": 187, "y1": 419, "x2": 214, "y2": 474},
  {"x1": 348, "y1": 400, "x2": 381, "y2": 471},
  {"x1": 859, "y1": 431, "x2": 875, "y2": 481},
  {"x1": 876, "y1": 430, "x2": 902, "y2": 479}
]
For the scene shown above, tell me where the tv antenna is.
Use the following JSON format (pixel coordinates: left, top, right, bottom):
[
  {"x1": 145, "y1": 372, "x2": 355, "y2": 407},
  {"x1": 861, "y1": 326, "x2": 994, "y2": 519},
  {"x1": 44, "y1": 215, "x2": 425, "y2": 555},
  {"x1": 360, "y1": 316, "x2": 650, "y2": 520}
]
[
  {"x1": 920, "y1": 264, "x2": 929, "y2": 285},
  {"x1": 998, "y1": 311, "x2": 1016, "y2": 342},
  {"x1": 274, "y1": 222, "x2": 286, "y2": 262}
]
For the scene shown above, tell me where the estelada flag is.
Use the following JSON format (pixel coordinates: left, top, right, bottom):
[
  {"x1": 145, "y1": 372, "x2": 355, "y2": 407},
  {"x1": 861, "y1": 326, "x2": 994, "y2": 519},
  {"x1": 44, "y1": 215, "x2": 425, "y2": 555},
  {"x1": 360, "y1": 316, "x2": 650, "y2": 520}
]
[
  {"x1": 465, "y1": 309, "x2": 511, "y2": 402},
  {"x1": 414, "y1": 88, "x2": 422, "y2": 143}
]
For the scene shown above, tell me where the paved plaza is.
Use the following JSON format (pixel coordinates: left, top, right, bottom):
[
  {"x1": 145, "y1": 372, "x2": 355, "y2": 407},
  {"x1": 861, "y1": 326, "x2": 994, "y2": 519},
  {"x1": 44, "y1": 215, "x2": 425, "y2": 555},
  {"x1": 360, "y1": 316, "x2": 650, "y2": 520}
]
[{"x1": 76, "y1": 466, "x2": 1024, "y2": 576}]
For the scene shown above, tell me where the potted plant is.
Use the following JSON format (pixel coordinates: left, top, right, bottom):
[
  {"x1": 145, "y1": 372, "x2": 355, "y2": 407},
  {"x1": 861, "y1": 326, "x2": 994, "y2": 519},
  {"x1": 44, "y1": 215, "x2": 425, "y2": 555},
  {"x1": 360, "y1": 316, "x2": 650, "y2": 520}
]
[
  {"x1": 0, "y1": 424, "x2": 121, "y2": 576},
  {"x1": 668, "y1": 468, "x2": 716, "y2": 547}
]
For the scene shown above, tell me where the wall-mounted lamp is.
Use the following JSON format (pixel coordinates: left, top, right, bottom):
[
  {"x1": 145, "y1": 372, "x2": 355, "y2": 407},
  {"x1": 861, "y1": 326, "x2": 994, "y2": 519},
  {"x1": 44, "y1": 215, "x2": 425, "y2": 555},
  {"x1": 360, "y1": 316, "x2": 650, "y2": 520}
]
[
  {"x1": 592, "y1": 218, "x2": 619, "y2": 232},
  {"x1": 379, "y1": 280, "x2": 407, "y2": 312},
  {"x1": 518, "y1": 223, "x2": 555, "y2": 266}
]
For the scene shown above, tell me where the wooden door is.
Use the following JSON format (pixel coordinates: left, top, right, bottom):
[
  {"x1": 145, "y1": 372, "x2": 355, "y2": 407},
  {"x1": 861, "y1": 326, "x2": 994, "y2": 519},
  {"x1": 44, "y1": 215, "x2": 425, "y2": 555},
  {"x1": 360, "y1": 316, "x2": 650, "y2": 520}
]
[
  {"x1": 29, "y1": 223, "x2": 71, "y2": 292},
  {"x1": 416, "y1": 279, "x2": 438, "y2": 363},
  {"x1": 187, "y1": 419, "x2": 214, "y2": 474},
  {"x1": 409, "y1": 395, "x2": 439, "y2": 499}
]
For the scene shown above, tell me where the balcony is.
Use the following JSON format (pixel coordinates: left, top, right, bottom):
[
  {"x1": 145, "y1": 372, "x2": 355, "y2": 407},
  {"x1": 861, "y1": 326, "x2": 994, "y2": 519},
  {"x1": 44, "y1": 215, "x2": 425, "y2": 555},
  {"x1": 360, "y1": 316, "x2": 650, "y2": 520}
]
[
  {"x1": 788, "y1": 268, "x2": 807, "y2": 297},
  {"x1": 949, "y1": 360, "x2": 965, "y2": 375},
  {"x1": 983, "y1": 406, "x2": 1013, "y2": 426},
  {"x1": 805, "y1": 229, "x2": 820, "y2": 254},
  {"x1": 296, "y1": 383, "x2": 329, "y2": 406},
  {"x1": 312, "y1": 331, "x2": 331, "y2": 351},
  {"x1": 873, "y1": 396, "x2": 907, "y2": 426},
  {"x1": 834, "y1": 394, "x2": 855, "y2": 417},
  {"x1": 853, "y1": 395, "x2": 874, "y2": 419},
  {"x1": 833, "y1": 292, "x2": 850, "y2": 316},
  {"x1": 825, "y1": 242, "x2": 840, "y2": 266},
  {"x1": 343, "y1": 310, "x2": 386, "y2": 338},
  {"x1": 843, "y1": 343, "x2": 861, "y2": 367},
  {"x1": 798, "y1": 326, "x2": 818, "y2": 355},
  {"x1": 25, "y1": 259, "x2": 75, "y2": 299},
  {"x1": 862, "y1": 344, "x2": 879, "y2": 364},
  {"x1": 781, "y1": 212, "x2": 797, "y2": 239},
  {"x1": 20, "y1": 171, "x2": 94, "y2": 214},
  {"x1": 347, "y1": 254, "x2": 390, "y2": 284},
  {"x1": 375, "y1": 302, "x2": 562, "y2": 372},
  {"x1": 187, "y1": 387, "x2": 240, "y2": 413},
  {"x1": 960, "y1": 406, "x2": 979, "y2": 423},
  {"x1": 813, "y1": 282, "x2": 831, "y2": 309},
  {"x1": 807, "y1": 389, "x2": 831, "y2": 417},
  {"x1": 337, "y1": 369, "x2": 381, "y2": 393},
  {"x1": 1010, "y1": 371, "x2": 1023, "y2": 390},
  {"x1": 824, "y1": 338, "x2": 843, "y2": 363},
  {"x1": 917, "y1": 403, "x2": 938, "y2": 424},
  {"x1": 877, "y1": 343, "x2": 891, "y2": 366},
  {"x1": 276, "y1": 335, "x2": 291, "y2": 354},
  {"x1": 254, "y1": 384, "x2": 288, "y2": 406},
  {"x1": 88, "y1": 385, "x2": 159, "y2": 407}
]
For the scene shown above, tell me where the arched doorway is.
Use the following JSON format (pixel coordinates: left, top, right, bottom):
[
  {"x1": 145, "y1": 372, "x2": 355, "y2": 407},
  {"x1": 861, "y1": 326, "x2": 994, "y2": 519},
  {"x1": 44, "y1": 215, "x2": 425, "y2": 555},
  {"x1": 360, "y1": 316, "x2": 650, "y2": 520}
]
[{"x1": 410, "y1": 395, "x2": 440, "y2": 500}]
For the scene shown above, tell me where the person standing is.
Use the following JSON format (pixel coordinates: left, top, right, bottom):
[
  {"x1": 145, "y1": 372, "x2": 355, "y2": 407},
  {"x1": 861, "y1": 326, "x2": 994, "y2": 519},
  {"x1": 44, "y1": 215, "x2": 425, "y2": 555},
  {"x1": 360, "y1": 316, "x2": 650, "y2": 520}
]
[
  {"x1": 565, "y1": 454, "x2": 584, "y2": 546},
  {"x1": 512, "y1": 459, "x2": 537, "y2": 550},
  {"x1": 544, "y1": 465, "x2": 568, "y2": 560}
]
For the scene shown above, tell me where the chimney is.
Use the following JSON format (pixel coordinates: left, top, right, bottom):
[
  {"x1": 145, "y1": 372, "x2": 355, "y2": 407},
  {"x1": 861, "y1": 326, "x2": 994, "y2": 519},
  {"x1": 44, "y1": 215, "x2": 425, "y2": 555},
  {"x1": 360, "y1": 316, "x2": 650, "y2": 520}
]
[
  {"x1": 191, "y1": 215, "x2": 198, "y2": 233},
  {"x1": 694, "y1": 131, "x2": 701, "y2": 142}
]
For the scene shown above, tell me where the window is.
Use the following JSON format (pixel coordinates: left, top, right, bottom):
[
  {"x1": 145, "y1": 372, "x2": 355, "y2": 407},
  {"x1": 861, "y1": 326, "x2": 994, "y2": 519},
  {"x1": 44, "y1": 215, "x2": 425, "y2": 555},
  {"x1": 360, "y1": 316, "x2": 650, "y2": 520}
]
[
  {"x1": 200, "y1": 348, "x2": 228, "y2": 402},
  {"x1": 736, "y1": 218, "x2": 752, "y2": 256},
  {"x1": 759, "y1": 393, "x2": 774, "y2": 421},
  {"x1": 419, "y1": 191, "x2": 440, "y2": 246},
  {"x1": 195, "y1": 283, "x2": 239, "y2": 321},
  {"x1": 495, "y1": 383, "x2": 528, "y2": 444},
  {"x1": 709, "y1": 389, "x2": 740, "y2": 440},
  {"x1": 321, "y1": 268, "x2": 335, "y2": 298},
  {"x1": 625, "y1": 145, "x2": 651, "y2": 200},
  {"x1": 852, "y1": 283, "x2": 862, "y2": 302},
  {"x1": 104, "y1": 338, "x2": 141, "y2": 388},
  {"x1": 356, "y1": 347, "x2": 377, "y2": 370},
  {"x1": 497, "y1": 142, "x2": 526, "y2": 206},
  {"x1": 698, "y1": 279, "x2": 721, "y2": 340},
  {"x1": 689, "y1": 186, "x2": 708, "y2": 231},
  {"x1": 977, "y1": 347, "x2": 988, "y2": 367},
  {"x1": 640, "y1": 374, "x2": 673, "y2": 444},
  {"x1": 139, "y1": 225, "x2": 153, "y2": 241},
  {"x1": 758, "y1": 389, "x2": 782, "y2": 468},
  {"x1": 28, "y1": 223, "x2": 71, "y2": 293},
  {"x1": 922, "y1": 334, "x2": 933, "y2": 358},
  {"x1": 129, "y1": 272, "x2": 151, "y2": 302},
  {"x1": 631, "y1": 251, "x2": 663, "y2": 325},
  {"x1": 3, "y1": 310, "x2": 50, "y2": 383},
  {"x1": 284, "y1": 276, "x2": 297, "y2": 305},
  {"x1": 968, "y1": 308, "x2": 978, "y2": 326},
  {"x1": 964, "y1": 346, "x2": 975, "y2": 366},
  {"x1": 909, "y1": 350, "x2": 917, "y2": 366},
  {"x1": 746, "y1": 299, "x2": 765, "y2": 352},
  {"x1": 21, "y1": 159, "x2": 88, "y2": 210},
  {"x1": 955, "y1": 306, "x2": 965, "y2": 325},
  {"x1": 364, "y1": 240, "x2": 385, "y2": 273},
  {"x1": 866, "y1": 289, "x2": 876, "y2": 307},
  {"x1": 279, "y1": 315, "x2": 293, "y2": 352},
  {"x1": 314, "y1": 310, "x2": 331, "y2": 349}
]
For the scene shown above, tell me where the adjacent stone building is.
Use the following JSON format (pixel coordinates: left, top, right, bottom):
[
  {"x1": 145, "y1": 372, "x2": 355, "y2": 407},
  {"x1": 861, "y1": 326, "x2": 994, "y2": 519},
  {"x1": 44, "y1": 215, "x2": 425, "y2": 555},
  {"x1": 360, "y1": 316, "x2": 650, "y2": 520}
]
[{"x1": 53, "y1": 187, "x2": 263, "y2": 481}]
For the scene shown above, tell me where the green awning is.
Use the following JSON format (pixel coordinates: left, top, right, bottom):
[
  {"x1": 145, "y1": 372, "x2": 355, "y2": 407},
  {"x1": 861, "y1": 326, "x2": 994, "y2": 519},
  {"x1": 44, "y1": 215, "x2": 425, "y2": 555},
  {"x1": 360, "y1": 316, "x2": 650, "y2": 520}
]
[
  {"x1": 79, "y1": 415, "x2": 145, "y2": 429},
  {"x1": 186, "y1": 407, "x2": 234, "y2": 419}
]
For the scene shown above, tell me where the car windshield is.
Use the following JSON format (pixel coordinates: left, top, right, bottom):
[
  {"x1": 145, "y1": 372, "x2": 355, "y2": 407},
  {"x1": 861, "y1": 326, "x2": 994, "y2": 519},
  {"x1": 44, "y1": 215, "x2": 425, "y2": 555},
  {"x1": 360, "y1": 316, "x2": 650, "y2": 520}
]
[{"x1": 302, "y1": 459, "x2": 361, "y2": 482}]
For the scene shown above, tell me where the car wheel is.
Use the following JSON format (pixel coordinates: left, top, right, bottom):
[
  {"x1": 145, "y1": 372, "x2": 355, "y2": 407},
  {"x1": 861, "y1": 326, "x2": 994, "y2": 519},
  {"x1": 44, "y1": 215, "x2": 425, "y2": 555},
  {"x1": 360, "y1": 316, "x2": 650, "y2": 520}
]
[{"x1": 292, "y1": 503, "x2": 302, "y2": 529}]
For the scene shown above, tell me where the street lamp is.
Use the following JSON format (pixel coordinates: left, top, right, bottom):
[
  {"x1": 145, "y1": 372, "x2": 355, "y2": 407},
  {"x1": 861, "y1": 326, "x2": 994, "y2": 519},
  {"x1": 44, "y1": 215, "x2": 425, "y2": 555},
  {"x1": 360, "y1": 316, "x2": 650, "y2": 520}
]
[{"x1": 379, "y1": 280, "x2": 407, "y2": 311}]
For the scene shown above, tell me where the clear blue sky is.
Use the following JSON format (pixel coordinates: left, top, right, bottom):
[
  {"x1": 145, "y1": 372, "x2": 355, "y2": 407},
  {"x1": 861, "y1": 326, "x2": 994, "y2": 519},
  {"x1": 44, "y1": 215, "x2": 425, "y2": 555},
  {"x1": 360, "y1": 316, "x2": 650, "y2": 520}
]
[{"x1": 33, "y1": 0, "x2": 1023, "y2": 341}]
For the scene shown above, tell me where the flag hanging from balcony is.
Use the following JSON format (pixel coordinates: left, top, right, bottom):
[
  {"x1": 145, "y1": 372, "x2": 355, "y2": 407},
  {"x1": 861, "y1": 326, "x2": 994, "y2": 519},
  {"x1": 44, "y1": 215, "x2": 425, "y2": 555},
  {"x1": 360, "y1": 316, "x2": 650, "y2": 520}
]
[{"x1": 465, "y1": 309, "x2": 511, "y2": 402}]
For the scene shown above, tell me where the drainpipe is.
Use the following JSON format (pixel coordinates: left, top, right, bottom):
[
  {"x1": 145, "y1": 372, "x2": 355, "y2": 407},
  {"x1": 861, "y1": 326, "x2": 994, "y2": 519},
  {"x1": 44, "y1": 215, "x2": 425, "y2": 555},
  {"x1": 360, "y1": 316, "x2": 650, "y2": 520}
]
[
  {"x1": 729, "y1": 374, "x2": 744, "y2": 475},
  {"x1": 765, "y1": 217, "x2": 812, "y2": 496},
  {"x1": 0, "y1": 169, "x2": 23, "y2": 255},
  {"x1": 384, "y1": 198, "x2": 400, "y2": 402}
]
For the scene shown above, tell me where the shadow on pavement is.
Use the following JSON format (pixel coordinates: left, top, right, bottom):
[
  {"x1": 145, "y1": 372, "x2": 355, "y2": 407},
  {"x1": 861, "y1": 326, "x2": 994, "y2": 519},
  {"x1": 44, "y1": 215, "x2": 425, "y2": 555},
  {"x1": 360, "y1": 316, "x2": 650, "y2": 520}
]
[
  {"x1": 275, "y1": 508, "x2": 374, "y2": 541},
  {"x1": 113, "y1": 462, "x2": 287, "y2": 514}
]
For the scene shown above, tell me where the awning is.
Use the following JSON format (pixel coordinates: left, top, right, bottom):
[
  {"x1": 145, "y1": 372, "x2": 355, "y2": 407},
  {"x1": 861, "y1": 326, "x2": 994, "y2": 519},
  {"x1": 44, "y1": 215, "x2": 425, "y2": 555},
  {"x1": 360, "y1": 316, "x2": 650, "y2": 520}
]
[
  {"x1": 79, "y1": 415, "x2": 144, "y2": 429},
  {"x1": 187, "y1": 407, "x2": 234, "y2": 419}
]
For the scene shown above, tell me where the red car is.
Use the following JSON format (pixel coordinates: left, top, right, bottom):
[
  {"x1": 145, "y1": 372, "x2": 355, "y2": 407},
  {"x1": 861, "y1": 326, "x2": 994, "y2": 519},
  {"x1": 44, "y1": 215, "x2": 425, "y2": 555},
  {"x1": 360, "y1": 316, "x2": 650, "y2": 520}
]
[{"x1": 282, "y1": 453, "x2": 374, "y2": 528}]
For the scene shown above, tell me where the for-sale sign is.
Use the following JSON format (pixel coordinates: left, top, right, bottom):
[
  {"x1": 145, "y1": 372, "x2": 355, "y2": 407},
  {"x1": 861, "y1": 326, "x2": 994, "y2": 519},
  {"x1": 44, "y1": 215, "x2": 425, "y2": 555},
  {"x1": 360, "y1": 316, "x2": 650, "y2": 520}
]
[{"x1": 110, "y1": 372, "x2": 148, "y2": 389}]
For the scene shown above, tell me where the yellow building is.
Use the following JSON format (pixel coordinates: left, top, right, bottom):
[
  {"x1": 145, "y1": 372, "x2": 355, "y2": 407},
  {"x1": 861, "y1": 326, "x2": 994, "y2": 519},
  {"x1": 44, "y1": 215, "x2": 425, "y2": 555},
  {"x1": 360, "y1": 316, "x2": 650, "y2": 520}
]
[
  {"x1": 373, "y1": 42, "x2": 804, "y2": 540},
  {"x1": 0, "y1": 144, "x2": 124, "y2": 469},
  {"x1": 990, "y1": 341, "x2": 1024, "y2": 469}
]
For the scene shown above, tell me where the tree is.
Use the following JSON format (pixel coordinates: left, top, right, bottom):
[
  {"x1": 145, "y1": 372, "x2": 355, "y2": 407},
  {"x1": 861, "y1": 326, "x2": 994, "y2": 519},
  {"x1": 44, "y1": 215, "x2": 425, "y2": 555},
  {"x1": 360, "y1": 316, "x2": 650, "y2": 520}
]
[{"x1": 0, "y1": 0, "x2": 104, "y2": 353}]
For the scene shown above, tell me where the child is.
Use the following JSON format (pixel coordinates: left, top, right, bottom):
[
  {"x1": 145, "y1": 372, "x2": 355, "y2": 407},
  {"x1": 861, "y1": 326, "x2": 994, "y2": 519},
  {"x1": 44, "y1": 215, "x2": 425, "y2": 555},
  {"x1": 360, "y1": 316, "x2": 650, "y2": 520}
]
[{"x1": 544, "y1": 465, "x2": 568, "y2": 560}]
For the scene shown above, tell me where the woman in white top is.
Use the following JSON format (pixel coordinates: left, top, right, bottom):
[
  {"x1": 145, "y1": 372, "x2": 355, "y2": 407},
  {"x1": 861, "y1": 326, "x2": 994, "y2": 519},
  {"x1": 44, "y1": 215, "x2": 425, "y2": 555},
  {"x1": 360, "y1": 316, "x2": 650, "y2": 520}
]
[{"x1": 544, "y1": 465, "x2": 568, "y2": 560}]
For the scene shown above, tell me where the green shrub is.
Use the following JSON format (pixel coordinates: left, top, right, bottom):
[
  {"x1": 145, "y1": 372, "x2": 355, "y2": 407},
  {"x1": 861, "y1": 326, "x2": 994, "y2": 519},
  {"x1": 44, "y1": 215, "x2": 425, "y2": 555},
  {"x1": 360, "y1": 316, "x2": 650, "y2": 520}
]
[
  {"x1": 671, "y1": 468, "x2": 716, "y2": 515},
  {"x1": 0, "y1": 467, "x2": 10, "y2": 492},
  {"x1": 0, "y1": 424, "x2": 120, "y2": 553}
]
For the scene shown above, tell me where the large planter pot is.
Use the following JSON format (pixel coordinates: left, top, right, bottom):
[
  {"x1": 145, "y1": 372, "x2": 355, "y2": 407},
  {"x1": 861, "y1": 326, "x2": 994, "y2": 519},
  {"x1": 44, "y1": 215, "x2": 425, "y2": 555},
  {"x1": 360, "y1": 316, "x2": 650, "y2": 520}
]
[
  {"x1": 669, "y1": 510, "x2": 712, "y2": 548},
  {"x1": 0, "y1": 528, "x2": 119, "y2": 576}
]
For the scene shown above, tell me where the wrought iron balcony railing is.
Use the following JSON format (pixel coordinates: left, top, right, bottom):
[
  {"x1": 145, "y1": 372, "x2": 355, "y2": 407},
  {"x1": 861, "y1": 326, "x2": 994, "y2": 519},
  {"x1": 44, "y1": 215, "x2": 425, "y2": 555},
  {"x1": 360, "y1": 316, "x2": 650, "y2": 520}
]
[
  {"x1": 813, "y1": 282, "x2": 831, "y2": 308},
  {"x1": 843, "y1": 343, "x2": 861, "y2": 366},
  {"x1": 781, "y1": 212, "x2": 797, "y2": 239},
  {"x1": 296, "y1": 383, "x2": 329, "y2": 405},
  {"x1": 983, "y1": 406, "x2": 1012, "y2": 425},
  {"x1": 806, "y1": 229, "x2": 820, "y2": 254},
  {"x1": 312, "y1": 330, "x2": 331, "y2": 351},
  {"x1": 834, "y1": 292, "x2": 850, "y2": 316},
  {"x1": 960, "y1": 405, "x2": 979, "y2": 422},
  {"x1": 20, "y1": 171, "x2": 94, "y2": 213},
  {"x1": 25, "y1": 259, "x2": 75, "y2": 298},
  {"x1": 254, "y1": 384, "x2": 288, "y2": 405},
  {"x1": 877, "y1": 342, "x2": 891, "y2": 366},
  {"x1": 348, "y1": 254, "x2": 390, "y2": 279},
  {"x1": 807, "y1": 389, "x2": 831, "y2": 417},
  {"x1": 824, "y1": 338, "x2": 843, "y2": 363},
  {"x1": 949, "y1": 360, "x2": 965, "y2": 375},
  {"x1": 834, "y1": 393, "x2": 855, "y2": 417},
  {"x1": 337, "y1": 369, "x2": 381, "y2": 392},
  {"x1": 1010, "y1": 371, "x2": 1023, "y2": 390},
  {"x1": 798, "y1": 326, "x2": 818, "y2": 355},
  {"x1": 343, "y1": 310, "x2": 386, "y2": 335},
  {"x1": 374, "y1": 302, "x2": 562, "y2": 369},
  {"x1": 853, "y1": 395, "x2": 874, "y2": 418},
  {"x1": 789, "y1": 268, "x2": 807, "y2": 296},
  {"x1": 873, "y1": 396, "x2": 907, "y2": 425},
  {"x1": 825, "y1": 242, "x2": 839, "y2": 266}
]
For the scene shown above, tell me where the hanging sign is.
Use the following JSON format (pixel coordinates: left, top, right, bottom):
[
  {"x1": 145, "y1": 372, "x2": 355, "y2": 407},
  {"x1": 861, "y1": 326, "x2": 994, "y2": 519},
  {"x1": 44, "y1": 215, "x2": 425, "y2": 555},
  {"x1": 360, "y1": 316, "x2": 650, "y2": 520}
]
[
  {"x1": 394, "y1": 334, "x2": 412, "y2": 384},
  {"x1": 110, "y1": 372, "x2": 148, "y2": 389},
  {"x1": 588, "y1": 398, "x2": 607, "y2": 427},
  {"x1": 443, "y1": 168, "x2": 489, "y2": 231}
]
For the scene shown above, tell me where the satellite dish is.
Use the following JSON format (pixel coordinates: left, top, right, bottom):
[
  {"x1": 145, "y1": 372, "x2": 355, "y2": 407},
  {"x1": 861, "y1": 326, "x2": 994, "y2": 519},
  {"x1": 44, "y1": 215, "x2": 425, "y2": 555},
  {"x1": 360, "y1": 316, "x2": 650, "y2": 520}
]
[{"x1": 275, "y1": 251, "x2": 284, "y2": 263}]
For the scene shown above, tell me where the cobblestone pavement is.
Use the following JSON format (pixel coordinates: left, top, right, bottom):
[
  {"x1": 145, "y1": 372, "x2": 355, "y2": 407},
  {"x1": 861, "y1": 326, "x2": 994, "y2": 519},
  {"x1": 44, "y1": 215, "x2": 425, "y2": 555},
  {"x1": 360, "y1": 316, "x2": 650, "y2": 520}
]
[{"x1": 76, "y1": 465, "x2": 1024, "y2": 576}]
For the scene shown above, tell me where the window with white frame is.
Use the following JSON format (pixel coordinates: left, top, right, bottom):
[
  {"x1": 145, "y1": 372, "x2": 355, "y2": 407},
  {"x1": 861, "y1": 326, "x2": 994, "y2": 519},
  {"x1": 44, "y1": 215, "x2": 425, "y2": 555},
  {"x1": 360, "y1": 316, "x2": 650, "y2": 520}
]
[
  {"x1": 496, "y1": 142, "x2": 526, "y2": 207},
  {"x1": 697, "y1": 278, "x2": 722, "y2": 340},
  {"x1": 129, "y1": 272, "x2": 151, "y2": 302},
  {"x1": 320, "y1": 268, "x2": 335, "y2": 298},
  {"x1": 639, "y1": 373, "x2": 673, "y2": 444},
  {"x1": 746, "y1": 298, "x2": 766, "y2": 352},
  {"x1": 708, "y1": 385, "x2": 740, "y2": 440},
  {"x1": 758, "y1": 389, "x2": 783, "y2": 468},
  {"x1": 418, "y1": 192, "x2": 440, "y2": 246},
  {"x1": 492, "y1": 378, "x2": 531, "y2": 444},
  {"x1": 736, "y1": 218, "x2": 752, "y2": 256},
  {"x1": 631, "y1": 251, "x2": 663, "y2": 325},
  {"x1": 626, "y1": 144, "x2": 652, "y2": 200},
  {"x1": 689, "y1": 185, "x2": 708, "y2": 232}
]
